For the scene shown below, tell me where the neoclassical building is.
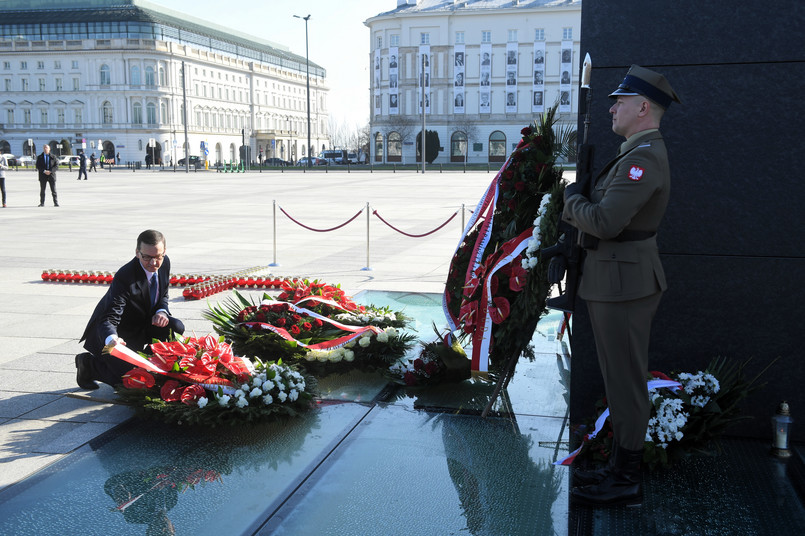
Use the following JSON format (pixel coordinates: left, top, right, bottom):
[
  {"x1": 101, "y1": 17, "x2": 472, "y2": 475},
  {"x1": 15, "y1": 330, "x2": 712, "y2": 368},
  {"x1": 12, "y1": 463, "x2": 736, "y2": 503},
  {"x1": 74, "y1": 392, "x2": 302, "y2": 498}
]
[
  {"x1": 0, "y1": 0, "x2": 328, "y2": 165},
  {"x1": 365, "y1": 0, "x2": 581, "y2": 164}
]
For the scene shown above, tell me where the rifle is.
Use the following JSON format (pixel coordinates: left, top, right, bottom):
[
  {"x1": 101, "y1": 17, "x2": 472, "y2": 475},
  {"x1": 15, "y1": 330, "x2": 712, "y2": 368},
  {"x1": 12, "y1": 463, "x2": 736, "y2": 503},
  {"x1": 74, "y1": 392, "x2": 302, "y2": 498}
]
[{"x1": 543, "y1": 53, "x2": 595, "y2": 318}]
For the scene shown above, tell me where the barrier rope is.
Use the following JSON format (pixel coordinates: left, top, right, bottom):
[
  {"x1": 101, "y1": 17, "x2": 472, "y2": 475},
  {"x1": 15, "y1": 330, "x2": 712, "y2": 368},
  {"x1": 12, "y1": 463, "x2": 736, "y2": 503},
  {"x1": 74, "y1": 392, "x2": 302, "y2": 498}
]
[
  {"x1": 279, "y1": 205, "x2": 364, "y2": 232},
  {"x1": 372, "y1": 209, "x2": 459, "y2": 238}
]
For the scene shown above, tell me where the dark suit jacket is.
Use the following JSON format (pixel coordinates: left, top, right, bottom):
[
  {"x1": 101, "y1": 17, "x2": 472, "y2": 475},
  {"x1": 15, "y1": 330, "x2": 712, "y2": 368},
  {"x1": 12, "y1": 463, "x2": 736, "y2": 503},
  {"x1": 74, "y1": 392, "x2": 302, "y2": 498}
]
[
  {"x1": 81, "y1": 256, "x2": 173, "y2": 356},
  {"x1": 36, "y1": 152, "x2": 59, "y2": 180}
]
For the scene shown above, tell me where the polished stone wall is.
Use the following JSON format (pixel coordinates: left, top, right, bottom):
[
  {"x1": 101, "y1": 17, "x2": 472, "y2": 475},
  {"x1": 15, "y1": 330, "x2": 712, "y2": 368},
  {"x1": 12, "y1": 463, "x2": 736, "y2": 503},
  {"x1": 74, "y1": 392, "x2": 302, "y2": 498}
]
[{"x1": 571, "y1": 0, "x2": 805, "y2": 441}]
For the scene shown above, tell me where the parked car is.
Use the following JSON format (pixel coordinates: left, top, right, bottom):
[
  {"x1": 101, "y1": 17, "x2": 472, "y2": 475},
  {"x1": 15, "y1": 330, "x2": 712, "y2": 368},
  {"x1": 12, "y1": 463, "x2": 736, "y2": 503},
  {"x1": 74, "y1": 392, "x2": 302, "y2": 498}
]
[
  {"x1": 59, "y1": 155, "x2": 81, "y2": 166},
  {"x1": 295, "y1": 157, "x2": 327, "y2": 166},
  {"x1": 16, "y1": 155, "x2": 34, "y2": 166},
  {"x1": 177, "y1": 155, "x2": 202, "y2": 166},
  {"x1": 263, "y1": 157, "x2": 290, "y2": 167}
]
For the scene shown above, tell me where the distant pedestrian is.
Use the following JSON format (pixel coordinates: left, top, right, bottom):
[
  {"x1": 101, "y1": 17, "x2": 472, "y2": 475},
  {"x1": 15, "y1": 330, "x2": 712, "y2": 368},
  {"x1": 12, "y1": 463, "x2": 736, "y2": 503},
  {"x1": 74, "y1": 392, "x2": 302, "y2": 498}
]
[
  {"x1": 0, "y1": 152, "x2": 8, "y2": 207},
  {"x1": 89, "y1": 153, "x2": 97, "y2": 172},
  {"x1": 36, "y1": 144, "x2": 59, "y2": 207},
  {"x1": 77, "y1": 150, "x2": 88, "y2": 180},
  {"x1": 100, "y1": 153, "x2": 105, "y2": 168}
]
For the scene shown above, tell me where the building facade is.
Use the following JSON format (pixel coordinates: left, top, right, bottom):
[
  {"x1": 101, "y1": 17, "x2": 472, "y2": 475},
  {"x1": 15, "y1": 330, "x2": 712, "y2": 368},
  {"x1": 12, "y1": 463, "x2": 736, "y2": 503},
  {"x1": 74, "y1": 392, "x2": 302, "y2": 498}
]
[
  {"x1": 365, "y1": 0, "x2": 581, "y2": 164},
  {"x1": 0, "y1": 0, "x2": 328, "y2": 166}
]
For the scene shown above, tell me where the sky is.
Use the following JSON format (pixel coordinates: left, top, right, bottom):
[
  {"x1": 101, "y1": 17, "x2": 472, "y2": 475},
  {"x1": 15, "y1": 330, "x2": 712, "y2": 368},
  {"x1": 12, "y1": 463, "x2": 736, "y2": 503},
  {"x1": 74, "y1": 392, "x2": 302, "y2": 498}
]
[{"x1": 147, "y1": 0, "x2": 387, "y2": 129}]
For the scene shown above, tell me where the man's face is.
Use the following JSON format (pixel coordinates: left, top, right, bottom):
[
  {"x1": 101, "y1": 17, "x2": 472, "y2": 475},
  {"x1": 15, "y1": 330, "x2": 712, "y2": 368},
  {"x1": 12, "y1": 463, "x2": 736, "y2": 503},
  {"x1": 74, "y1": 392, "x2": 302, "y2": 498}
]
[
  {"x1": 609, "y1": 95, "x2": 645, "y2": 138},
  {"x1": 44, "y1": 145, "x2": 50, "y2": 155},
  {"x1": 137, "y1": 241, "x2": 166, "y2": 273}
]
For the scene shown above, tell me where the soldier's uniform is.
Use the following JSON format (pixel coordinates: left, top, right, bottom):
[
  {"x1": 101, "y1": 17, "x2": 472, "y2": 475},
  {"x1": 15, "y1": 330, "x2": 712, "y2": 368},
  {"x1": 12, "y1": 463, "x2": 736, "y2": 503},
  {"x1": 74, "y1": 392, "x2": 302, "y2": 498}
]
[{"x1": 561, "y1": 65, "x2": 680, "y2": 507}]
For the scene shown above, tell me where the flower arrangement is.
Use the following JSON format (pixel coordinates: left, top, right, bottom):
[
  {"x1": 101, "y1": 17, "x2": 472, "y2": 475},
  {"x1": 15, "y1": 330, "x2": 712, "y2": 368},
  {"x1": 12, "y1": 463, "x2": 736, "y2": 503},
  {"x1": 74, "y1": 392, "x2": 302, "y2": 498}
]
[
  {"x1": 574, "y1": 357, "x2": 775, "y2": 470},
  {"x1": 204, "y1": 282, "x2": 416, "y2": 375},
  {"x1": 442, "y1": 104, "x2": 569, "y2": 373},
  {"x1": 114, "y1": 334, "x2": 316, "y2": 427}
]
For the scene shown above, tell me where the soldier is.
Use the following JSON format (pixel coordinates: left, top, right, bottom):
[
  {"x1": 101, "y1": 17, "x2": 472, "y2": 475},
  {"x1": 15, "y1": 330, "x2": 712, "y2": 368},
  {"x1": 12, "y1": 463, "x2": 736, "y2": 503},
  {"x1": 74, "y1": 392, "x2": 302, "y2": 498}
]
[{"x1": 561, "y1": 65, "x2": 680, "y2": 507}]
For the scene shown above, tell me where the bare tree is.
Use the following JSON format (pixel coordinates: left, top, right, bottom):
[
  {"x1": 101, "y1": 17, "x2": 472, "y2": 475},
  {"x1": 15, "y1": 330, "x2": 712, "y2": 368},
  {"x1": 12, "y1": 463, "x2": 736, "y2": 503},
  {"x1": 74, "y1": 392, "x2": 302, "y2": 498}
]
[
  {"x1": 450, "y1": 116, "x2": 480, "y2": 164},
  {"x1": 378, "y1": 115, "x2": 417, "y2": 164}
]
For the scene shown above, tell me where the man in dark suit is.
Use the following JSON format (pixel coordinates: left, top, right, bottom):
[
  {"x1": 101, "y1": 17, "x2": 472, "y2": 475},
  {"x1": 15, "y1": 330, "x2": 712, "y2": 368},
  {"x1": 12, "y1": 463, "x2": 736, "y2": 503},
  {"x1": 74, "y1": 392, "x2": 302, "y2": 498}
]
[
  {"x1": 76, "y1": 229, "x2": 184, "y2": 388},
  {"x1": 36, "y1": 144, "x2": 59, "y2": 207},
  {"x1": 77, "y1": 150, "x2": 88, "y2": 180},
  {"x1": 561, "y1": 65, "x2": 680, "y2": 507}
]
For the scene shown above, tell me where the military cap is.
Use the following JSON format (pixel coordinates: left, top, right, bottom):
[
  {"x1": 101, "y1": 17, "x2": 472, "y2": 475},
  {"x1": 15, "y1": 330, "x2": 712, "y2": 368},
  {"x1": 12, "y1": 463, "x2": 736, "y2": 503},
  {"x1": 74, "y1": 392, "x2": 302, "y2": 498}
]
[{"x1": 609, "y1": 65, "x2": 681, "y2": 109}]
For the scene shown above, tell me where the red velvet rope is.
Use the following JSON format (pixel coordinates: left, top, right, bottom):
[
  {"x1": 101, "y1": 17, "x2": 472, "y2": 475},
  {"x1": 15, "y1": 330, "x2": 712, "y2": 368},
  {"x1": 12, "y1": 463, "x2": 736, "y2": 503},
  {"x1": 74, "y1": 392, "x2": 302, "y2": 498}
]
[
  {"x1": 372, "y1": 209, "x2": 458, "y2": 238},
  {"x1": 279, "y1": 206, "x2": 364, "y2": 232}
]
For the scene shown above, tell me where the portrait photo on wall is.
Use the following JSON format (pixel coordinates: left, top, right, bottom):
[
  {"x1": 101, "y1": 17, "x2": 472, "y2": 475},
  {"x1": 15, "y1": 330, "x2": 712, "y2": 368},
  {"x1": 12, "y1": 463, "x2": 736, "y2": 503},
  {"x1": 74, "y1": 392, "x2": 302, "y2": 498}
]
[{"x1": 455, "y1": 52, "x2": 464, "y2": 67}]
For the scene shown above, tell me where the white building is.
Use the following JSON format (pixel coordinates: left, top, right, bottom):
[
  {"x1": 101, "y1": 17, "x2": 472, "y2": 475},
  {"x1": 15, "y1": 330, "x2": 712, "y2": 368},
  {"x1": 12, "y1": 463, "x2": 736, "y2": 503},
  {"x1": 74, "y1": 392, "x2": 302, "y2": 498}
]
[
  {"x1": 365, "y1": 0, "x2": 581, "y2": 164},
  {"x1": 0, "y1": 0, "x2": 329, "y2": 166}
]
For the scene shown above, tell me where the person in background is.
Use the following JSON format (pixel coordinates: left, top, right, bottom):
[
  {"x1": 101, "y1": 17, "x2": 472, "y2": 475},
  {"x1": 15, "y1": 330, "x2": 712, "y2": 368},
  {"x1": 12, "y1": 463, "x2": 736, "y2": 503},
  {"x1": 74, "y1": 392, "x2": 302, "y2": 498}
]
[
  {"x1": 36, "y1": 144, "x2": 59, "y2": 207},
  {"x1": 77, "y1": 150, "x2": 88, "y2": 180},
  {"x1": 0, "y1": 152, "x2": 8, "y2": 207}
]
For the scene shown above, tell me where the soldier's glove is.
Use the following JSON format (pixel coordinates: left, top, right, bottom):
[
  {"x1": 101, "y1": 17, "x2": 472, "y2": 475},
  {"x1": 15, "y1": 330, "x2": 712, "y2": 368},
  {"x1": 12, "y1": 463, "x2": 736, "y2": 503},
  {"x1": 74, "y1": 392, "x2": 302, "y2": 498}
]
[
  {"x1": 564, "y1": 182, "x2": 584, "y2": 200},
  {"x1": 548, "y1": 256, "x2": 567, "y2": 284}
]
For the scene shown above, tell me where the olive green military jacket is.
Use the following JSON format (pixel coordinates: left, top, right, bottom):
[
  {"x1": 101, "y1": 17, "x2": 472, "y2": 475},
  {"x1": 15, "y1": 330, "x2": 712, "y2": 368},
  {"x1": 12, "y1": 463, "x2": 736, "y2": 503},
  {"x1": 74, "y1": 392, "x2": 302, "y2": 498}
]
[{"x1": 562, "y1": 129, "x2": 670, "y2": 302}]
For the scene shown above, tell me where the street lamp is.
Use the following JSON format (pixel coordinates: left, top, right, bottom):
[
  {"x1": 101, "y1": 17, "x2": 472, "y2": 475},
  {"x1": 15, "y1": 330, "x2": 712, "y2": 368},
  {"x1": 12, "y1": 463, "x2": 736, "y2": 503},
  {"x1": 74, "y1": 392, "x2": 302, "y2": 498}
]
[{"x1": 294, "y1": 14, "x2": 312, "y2": 168}]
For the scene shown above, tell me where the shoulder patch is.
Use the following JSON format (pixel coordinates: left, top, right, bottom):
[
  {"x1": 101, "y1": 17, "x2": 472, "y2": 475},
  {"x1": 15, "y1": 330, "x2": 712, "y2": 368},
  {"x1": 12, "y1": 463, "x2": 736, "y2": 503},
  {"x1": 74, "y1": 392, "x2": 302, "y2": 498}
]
[{"x1": 628, "y1": 165, "x2": 644, "y2": 181}]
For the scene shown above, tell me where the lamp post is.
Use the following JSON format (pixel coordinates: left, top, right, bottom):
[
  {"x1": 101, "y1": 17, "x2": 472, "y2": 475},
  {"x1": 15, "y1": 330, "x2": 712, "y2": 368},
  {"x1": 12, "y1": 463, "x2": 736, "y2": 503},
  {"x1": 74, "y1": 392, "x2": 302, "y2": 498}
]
[{"x1": 294, "y1": 14, "x2": 312, "y2": 168}]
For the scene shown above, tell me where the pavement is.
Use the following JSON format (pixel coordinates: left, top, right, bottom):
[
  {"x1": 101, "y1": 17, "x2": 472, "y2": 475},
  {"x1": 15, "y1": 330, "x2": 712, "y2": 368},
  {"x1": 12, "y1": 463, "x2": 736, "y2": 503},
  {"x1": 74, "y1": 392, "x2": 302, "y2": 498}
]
[{"x1": 0, "y1": 165, "x2": 529, "y2": 492}]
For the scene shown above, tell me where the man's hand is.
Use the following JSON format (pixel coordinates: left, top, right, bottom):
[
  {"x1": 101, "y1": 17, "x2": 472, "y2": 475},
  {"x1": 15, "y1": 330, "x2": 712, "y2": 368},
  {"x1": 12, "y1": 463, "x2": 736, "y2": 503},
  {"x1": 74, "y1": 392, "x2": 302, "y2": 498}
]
[
  {"x1": 152, "y1": 311, "x2": 169, "y2": 328},
  {"x1": 564, "y1": 182, "x2": 584, "y2": 200},
  {"x1": 548, "y1": 256, "x2": 567, "y2": 284},
  {"x1": 102, "y1": 336, "x2": 126, "y2": 354}
]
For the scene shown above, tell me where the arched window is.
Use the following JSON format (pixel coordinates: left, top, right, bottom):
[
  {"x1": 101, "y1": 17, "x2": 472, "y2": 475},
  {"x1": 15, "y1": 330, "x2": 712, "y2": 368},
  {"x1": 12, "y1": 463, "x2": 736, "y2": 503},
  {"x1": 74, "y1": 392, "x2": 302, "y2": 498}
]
[
  {"x1": 146, "y1": 102, "x2": 156, "y2": 124},
  {"x1": 102, "y1": 101, "x2": 113, "y2": 124},
  {"x1": 0, "y1": 140, "x2": 10, "y2": 154},
  {"x1": 451, "y1": 131, "x2": 467, "y2": 162},
  {"x1": 489, "y1": 130, "x2": 506, "y2": 162},
  {"x1": 145, "y1": 66, "x2": 155, "y2": 87},
  {"x1": 374, "y1": 132, "x2": 383, "y2": 162},
  {"x1": 159, "y1": 66, "x2": 166, "y2": 86},
  {"x1": 387, "y1": 131, "x2": 402, "y2": 162},
  {"x1": 100, "y1": 64, "x2": 111, "y2": 86},
  {"x1": 132, "y1": 102, "x2": 142, "y2": 124},
  {"x1": 130, "y1": 65, "x2": 140, "y2": 86},
  {"x1": 160, "y1": 102, "x2": 167, "y2": 124}
]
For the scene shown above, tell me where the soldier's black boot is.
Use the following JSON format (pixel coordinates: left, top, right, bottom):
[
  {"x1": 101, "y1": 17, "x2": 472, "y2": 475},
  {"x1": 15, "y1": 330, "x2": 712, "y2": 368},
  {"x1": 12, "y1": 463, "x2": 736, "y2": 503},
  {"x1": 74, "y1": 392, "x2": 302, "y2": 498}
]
[
  {"x1": 570, "y1": 446, "x2": 643, "y2": 507},
  {"x1": 572, "y1": 442, "x2": 618, "y2": 487}
]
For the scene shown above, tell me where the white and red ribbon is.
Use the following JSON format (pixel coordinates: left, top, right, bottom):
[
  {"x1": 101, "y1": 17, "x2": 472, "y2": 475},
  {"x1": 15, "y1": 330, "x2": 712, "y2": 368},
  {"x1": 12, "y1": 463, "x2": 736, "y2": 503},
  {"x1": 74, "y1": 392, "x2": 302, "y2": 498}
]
[{"x1": 553, "y1": 379, "x2": 682, "y2": 466}]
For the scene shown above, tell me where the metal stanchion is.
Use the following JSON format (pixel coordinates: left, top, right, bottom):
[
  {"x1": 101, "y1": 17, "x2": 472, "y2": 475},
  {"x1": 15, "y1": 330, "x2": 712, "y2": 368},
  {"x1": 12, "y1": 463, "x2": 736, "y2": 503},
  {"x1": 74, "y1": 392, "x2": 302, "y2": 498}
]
[
  {"x1": 361, "y1": 202, "x2": 372, "y2": 271},
  {"x1": 461, "y1": 203, "x2": 465, "y2": 235},
  {"x1": 269, "y1": 200, "x2": 280, "y2": 266}
]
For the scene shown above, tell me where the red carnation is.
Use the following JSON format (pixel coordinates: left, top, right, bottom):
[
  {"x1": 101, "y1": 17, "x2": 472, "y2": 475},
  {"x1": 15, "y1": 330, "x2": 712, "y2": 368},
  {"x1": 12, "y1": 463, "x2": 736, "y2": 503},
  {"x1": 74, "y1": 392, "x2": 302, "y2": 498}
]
[
  {"x1": 302, "y1": 322, "x2": 312, "y2": 331},
  {"x1": 314, "y1": 318, "x2": 323, "y2": 327},
  {"x1": 275, "y1": 317, "x2": 287, "y2": 327},
  {"x1": 291, "y1": 325, "x2": 301, "y2": 335}
]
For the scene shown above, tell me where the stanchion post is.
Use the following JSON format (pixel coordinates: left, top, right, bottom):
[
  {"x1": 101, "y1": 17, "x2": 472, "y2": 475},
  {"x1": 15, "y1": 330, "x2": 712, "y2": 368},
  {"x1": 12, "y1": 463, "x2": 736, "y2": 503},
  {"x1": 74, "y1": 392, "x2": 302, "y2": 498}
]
[
  {"x1": 461, "y1": 203, "x2": 465, "y2": 235},
  {"x1": 361, "y1": 202, "x2": 372, "y2": 271},
  {"x1": 269, "y1": 200, "x2": 280, "y2": 266}
]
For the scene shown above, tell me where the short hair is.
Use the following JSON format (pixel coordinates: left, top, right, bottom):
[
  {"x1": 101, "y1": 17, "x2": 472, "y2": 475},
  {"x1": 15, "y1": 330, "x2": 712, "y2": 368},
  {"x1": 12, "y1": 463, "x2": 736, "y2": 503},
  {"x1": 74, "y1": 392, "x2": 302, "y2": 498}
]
[{"x1": 137, "y1": 229, "x2": 166, "y2": 250}]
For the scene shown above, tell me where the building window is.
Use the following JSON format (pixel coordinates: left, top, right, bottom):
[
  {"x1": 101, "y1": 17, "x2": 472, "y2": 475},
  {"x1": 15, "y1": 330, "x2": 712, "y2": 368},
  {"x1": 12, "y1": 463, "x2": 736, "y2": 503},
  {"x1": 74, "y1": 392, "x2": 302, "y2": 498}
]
[
  {"x1": 159, "y1": 66, "x2": 165, "y2": 86},
  {"x1": 508, "y1": 30, "x2": 518, "y2": 42},
  {"x1": 23, "y1": 109, "x2": 31, "y2": 125},
  {"x1": 3, "y1": 62, "x2": 10, "y2": 70},
  {"x1": 451, "y1": 131, "x2": 467, "y2": 162},
  {"x1": 21, "y1": 79, "x2": 28, "y2": 91},
  {"x1": 7, "y1": 109, "x2": 14, "y2": 125},
  {"x1": 55, "y1": 78, "x2": 63, "y2": 91},
  {"x1": 482, "y1": 31, "x2": 491, "y2": 43},
  {"x1": 145, "y1": 66, "x2": 155, "y2": 87},
  {"x1": 100, "y1": 64, "x2": 110, "y2": 86},
  {"x1": 563, "y1": 27, "x2": 573, "y2": 40},
  {"x1": 374, "y1": 133, "x2": 383, "y2": 162},
  {"x1": 535, "y1": 28, "x2": 545, "y2": 41},
  {"x1": 74, "y1": 108, "x2": 82, "y2": 124},
  {"x1": 71, "y1": 60, "x2": 79, "y2": 69},
  {"x1": 102, "y1": 101, "x2": 113, "y2": 124},
  {"x1": 160, "y1": 102, "x2": 167, "y2": 123},
  {"x1": 390, "y1": 35, "x2": 399, "y2": 46},
  {"x1": 420, "y1": 32, "x2": 430, "y2": 45},
  {"x1": 489, "y1": 131, "x2": 506, "y2": 162},
  {"x1": 72, "y1": 78, "x2": 79, "y2": 91},
  {"x1": 20, "y1": 61, "x2": 28, "y2": 70},
  {"x1": 376, "y1": 36, "x2": 382, "y2": 49},
  {"x1": 130, "y1": 65, "x2": 141, "y2": 85},
  {"x1": 132, "y1": 102, "x2": 142, "y2": 124},
  {"x1": 40, "y1": 109, "x2": 47, "y2": 125},
  {"x1": 146, "y1": 102, "x2": 156, "y2": 124},
  {"x1": 54, "y1": 61, "x2": 61, "y2": 69},
  {"x1": 39, "y1": 78, "x2": 45, "y2": 91},
  {"x1": 37, "y1": 61, "x2": 45, "y2": 70},
  {"x1": 4, "y1": 79, "x2": 10, "y2": 91},
  {"x1": 388, "y1": 131, "x2": 402, "y2": 162},
  {"x1": 57, "y1": 109, "x2": 65, "y2": 124}
]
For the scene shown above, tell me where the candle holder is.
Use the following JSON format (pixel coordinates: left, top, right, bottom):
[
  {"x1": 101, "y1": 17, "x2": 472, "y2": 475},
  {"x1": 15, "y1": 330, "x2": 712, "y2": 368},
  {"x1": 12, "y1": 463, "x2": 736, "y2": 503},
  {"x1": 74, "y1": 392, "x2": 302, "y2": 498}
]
[{"x1": 772, "y1": 401, "x2": 793, "y2": 458}]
